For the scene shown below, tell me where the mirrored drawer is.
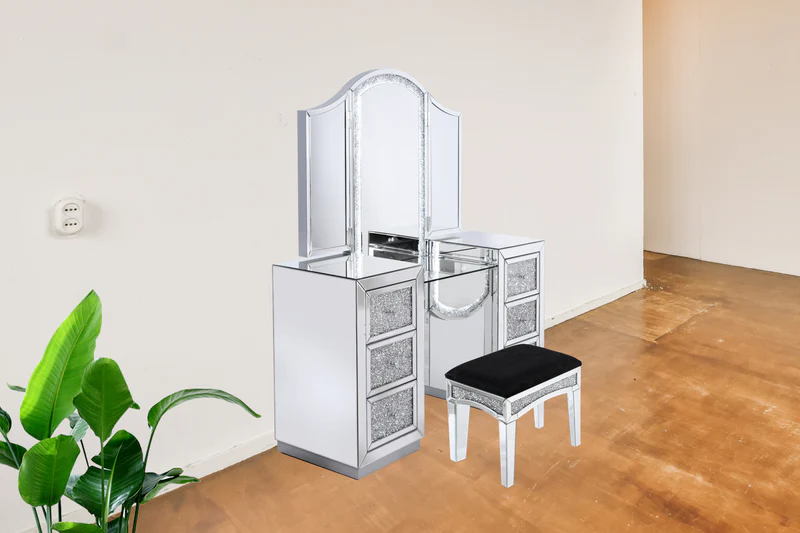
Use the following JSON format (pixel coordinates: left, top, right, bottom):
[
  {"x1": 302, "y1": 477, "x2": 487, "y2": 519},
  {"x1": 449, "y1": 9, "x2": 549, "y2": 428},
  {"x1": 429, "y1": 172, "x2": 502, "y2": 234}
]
[
  {"x1": 503, "y1": 294, "x2": 539, "y2": 346},
  {"x1": 367, "y1": 331, "x2": 416, "y2": 396},
  {"x1": 505, "y1": 252, "x2": 540, "y2": 302},
  {"x1": 366, "y1": 280, "x2": 416, "y2": 343},
  {"x1": 367, "y1": 381, "x2": 417, "y2": 450}
]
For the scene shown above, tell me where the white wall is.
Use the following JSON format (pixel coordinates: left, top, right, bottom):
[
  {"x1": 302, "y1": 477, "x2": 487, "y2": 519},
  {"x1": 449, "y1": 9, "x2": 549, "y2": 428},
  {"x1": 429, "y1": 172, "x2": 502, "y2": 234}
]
[
  {"x1": 644, "y1": 0, "x2": 800, "y2": 276},
  {"x1": 0, "y1": 2, "x2": 643, "y2": 531}
]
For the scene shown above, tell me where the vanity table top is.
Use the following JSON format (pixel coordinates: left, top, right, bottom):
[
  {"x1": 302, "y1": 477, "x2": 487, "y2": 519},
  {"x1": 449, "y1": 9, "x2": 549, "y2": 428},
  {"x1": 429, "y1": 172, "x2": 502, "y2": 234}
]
[
  {"x1": 276, "y1": 252, "x2": 494, "y2": 283},
  {"x1": 278, "y1": 230, "x2": 542, "y2": 282},
  {"x1": 435, "y1": 231, "x2": 543, "y2": 251},
  {"x1": 275, "y1": 254, "x2": 420, "y2": 281}
]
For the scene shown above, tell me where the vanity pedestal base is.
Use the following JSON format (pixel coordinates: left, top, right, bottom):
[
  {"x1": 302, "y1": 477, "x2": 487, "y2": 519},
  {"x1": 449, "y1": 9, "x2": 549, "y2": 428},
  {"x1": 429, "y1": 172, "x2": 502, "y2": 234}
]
[
  {"x1": 278, "y1": 441, "x2": 421, "y2": 480},
  {"x1": 273, "y1": 256, "x2": 425, "y2": 480}
]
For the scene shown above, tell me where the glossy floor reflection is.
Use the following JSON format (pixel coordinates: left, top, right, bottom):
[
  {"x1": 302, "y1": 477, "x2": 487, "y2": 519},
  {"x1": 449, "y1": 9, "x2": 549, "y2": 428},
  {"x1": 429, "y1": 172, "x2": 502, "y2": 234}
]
[{"x1": 137, "y1": 253, "x2": 800, "y2": 532}]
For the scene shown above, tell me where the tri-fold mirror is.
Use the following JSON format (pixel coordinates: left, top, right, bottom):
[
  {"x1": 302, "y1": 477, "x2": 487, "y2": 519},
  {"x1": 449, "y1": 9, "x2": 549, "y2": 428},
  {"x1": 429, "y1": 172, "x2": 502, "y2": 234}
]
[{"x1": 297, "y1": 69, "x2": 462, "y2": 259}]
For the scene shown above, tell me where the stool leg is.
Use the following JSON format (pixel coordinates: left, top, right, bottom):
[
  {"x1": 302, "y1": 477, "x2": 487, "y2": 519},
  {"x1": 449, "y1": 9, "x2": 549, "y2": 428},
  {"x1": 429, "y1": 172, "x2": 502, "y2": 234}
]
[
  {"x1": 448, "y1": 401, "x2": 470, "y2": 462},
  {"x1": 567, "y1": 388, "x2": 581, "y2": 447},
  {"x1": 499, "y1": 421, "x2": 517, "y2": 488},
  {"x1": 534, "y1": 402, "x2": 544, "y2": 429}
]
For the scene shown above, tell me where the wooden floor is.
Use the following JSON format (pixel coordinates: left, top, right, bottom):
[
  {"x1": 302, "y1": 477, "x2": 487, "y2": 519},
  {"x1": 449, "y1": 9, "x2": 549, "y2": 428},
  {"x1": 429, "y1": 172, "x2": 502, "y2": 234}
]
[{"x1": 138, "y1": 254, "x2": 800, "y2": 532}]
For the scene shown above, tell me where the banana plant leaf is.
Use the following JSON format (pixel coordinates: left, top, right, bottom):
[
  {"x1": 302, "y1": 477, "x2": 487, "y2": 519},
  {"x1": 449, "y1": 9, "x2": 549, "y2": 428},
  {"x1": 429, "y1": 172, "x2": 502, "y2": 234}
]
[
  {"x1": 70, "y1": 430, "x2": 144, "y2": 518},
  {"x1": 142, "y1": 474, "x2": 199, "y2": 503},
  {"x1": 68, "y1": 469, "x2": 115, "y2": 517},
  {"x1": 0, "y1": 406, "x2": 11, "y2": 436},
  {"x1": 8, "y1": 384, "x2": 26, "y2": 393},
  {"x1": 18, "y1": 435, "x2": 80, "y2": 506},
  {"x1": 71, "y1": 419, "x2": 90, "y2": 443},
  {"x1": 64, "y1": 473, "x2": 79, "y2": 500},
  {"x1": 107, "y1": 516, "x2": 127, "y2": 533},
  {"x1": 74, "y1": 358, "x2": 139, "y2": 442},
  {"x1": 123, "y1": 467, "x2": 183, "y2": 509},
  {"x1": 142, "y1": 468, "x2": 184, "y2": 490},
  {"x1": 147, "y1": 389, "x2": 260, "y2": 431},
  {"x1": 0, "y1": 441, "x2": 27, "y2": 469},
  {"x1": 20, "y1": 291, "x2": 102, "y2": 440},
  {"x1": 53, "y1": 523, "x2": 104, "y2": 533},
  {"x1": 69, "y1": 413, "x2": 90, "y2": 443},
  {"x1": 159, "y1": 467, "x2": 183, "y2": 478}
]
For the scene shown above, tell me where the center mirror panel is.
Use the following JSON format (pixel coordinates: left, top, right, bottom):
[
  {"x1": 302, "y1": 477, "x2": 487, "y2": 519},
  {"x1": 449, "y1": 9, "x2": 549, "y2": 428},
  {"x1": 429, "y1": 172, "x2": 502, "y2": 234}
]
[{"x1": 355, "y1": 78, "x2": 425, "y2": 254}]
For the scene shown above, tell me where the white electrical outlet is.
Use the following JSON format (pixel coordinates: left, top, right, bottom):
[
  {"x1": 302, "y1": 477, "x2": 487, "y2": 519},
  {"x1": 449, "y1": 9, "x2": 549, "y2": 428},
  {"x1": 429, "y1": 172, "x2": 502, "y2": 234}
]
[{"x1": 54, "y1": 196, "x2": 85, "y2": 235}]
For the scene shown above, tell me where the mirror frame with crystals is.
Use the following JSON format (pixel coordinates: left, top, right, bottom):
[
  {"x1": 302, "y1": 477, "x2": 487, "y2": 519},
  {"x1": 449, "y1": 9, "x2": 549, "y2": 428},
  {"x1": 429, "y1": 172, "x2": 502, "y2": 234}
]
[{"x1": 297, "y1": 69, "x2": 462, "y2": 260}]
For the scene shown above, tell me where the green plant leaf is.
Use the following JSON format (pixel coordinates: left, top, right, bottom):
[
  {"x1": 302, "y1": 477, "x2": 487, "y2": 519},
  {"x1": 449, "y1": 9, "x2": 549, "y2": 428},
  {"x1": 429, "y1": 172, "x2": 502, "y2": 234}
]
[
  {"x1": 147, "y1": 389, "x2": 260, "y2": 431},
  {"x1": 64, "y1": 473, "x2": 79, "y2": 500},
  {"x1": 71, "y1": 430, "x2": 144, "y2": 518},
  {"x1": 73, "y1": 358, "x2": 139, "y2": 442},
  {"x1": 71, "y1": 418, "x2": 90, "y2": 443},
  {"x1": 8, "y1": 383, "x2": 26, "y2": 393},
  {"x1": 142, "y1": 475, "x2": 199, "y2": 503},
  {"x1": 68, "y1": 412, "x2": 90, "y2": 442},
  {"x1": 107, "y1": 516, "x2": 127, "y2": 533},
  {"x1": 20, "y1": 291, "x2": 102, "y2": 440},
  {"x1": 67, "y1": 471, "x2": 105, "y2": 516},
  {"x1": 0, "y1": 406, "x2": 11, "y2": 436},
  {"x1": 101, "y1": 430, "x2": 145, "y2": 511},
  {"x1": 140, "y1": 469, "x2": 182, "y2": 493},
  {"x1": 123, "y1": 468, "x2": 183, "y2": 509},
  {"x1": 0, "y1": 441, "x2": 27, "y2": 469},
  {"x1": 18, "y1": 435, "x2": 80, "y2": 506},
  {"x1": 53, "y1": 523, "x2": 104, "y2": 533}
]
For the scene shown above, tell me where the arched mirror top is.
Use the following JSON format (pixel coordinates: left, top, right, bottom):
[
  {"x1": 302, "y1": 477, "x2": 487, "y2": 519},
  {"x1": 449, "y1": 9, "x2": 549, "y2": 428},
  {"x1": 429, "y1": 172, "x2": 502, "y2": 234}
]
[
  {"x1": 297, "y1": 69, "x2": 461, "y2": 259},
  {"x1": 307, "y1": 70, "x2": 428, "y2": 112}
]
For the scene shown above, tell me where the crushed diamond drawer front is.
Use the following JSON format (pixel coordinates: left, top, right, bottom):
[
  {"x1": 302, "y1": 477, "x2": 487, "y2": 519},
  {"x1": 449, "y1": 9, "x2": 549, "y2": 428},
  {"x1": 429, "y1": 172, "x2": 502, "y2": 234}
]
[
  {"x1": 504, "y1": 252, "x2": 540, "y2": 301},
  {"x1": 504, "y1": 295, "x2": 539, "y2": 345},
  {"x1": 366, "y1": 281, "x2": 416, "y2": 343},
  {"x1": 367, "y1": 382, "x2": 417, "y2": 450},
  {"x1": 367, "y1": 331, "x2": 416, "y2": 396}
]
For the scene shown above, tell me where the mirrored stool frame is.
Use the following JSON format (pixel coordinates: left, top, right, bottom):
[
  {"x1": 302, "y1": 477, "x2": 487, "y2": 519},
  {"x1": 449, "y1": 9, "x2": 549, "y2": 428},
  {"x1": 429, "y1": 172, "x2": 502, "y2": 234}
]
[{"x1": 446, "y1": 367, "x2": 581, "y2": 488}]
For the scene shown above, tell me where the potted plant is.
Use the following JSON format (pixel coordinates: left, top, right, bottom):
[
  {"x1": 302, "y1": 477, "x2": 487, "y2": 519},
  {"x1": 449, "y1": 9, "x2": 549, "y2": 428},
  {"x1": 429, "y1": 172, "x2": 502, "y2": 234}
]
[{"x1": 1, "y1": 291, "x2": 260, "y2": 532}]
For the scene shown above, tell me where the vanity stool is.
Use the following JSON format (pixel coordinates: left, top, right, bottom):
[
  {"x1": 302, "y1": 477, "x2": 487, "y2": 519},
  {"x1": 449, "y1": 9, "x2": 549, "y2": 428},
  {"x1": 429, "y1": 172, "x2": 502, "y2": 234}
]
[{"x1": 445, "y1": 344, "x2": 582, "y2": 488}]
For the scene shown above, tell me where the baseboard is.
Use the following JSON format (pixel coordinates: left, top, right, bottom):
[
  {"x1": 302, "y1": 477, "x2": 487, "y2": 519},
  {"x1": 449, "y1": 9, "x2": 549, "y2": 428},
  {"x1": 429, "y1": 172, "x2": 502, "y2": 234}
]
[
  {"x1": 20, "y1": 432, "x2": 277, "y2": 533},
  {"x1": 181, "y1": 430, "x2": 277, "y2": 480},
  {"x1": 545, "y1": 279, "x2": 646, "y2": 329}
]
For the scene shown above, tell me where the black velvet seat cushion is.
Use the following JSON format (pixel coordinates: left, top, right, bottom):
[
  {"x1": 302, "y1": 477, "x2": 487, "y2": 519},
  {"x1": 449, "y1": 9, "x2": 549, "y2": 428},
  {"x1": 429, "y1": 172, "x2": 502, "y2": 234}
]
[{"x1": 445, "y1": 344, "x2": 582, "y2": 399}]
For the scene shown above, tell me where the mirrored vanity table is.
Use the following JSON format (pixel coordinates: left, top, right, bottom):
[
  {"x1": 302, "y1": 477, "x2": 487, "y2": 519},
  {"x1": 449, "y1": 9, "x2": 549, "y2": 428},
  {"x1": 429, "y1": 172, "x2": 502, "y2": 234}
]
[{"x1": 273, "y1": 70, "x2": 544, "y2": 479}]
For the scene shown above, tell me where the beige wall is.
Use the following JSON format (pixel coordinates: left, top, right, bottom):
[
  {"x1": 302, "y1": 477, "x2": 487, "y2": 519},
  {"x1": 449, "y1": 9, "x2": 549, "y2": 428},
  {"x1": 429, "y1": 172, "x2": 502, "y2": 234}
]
[
  {"x1": 0, "y1": 2, "x2": 643, "y2": 531},
  {"x1": 645, "y1": 0, "x2": 800, "y2": 275}
]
